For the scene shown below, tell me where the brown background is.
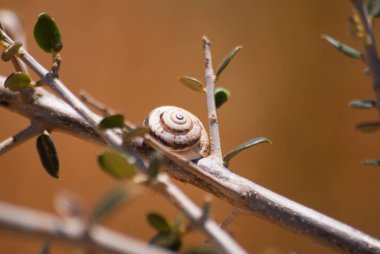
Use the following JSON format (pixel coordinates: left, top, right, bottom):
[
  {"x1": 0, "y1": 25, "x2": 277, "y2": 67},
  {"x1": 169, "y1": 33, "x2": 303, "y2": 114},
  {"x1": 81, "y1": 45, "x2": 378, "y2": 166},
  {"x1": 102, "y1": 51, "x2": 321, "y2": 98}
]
[{"x1": 0, "y1": 1, "x2": 379, "y2": 253}]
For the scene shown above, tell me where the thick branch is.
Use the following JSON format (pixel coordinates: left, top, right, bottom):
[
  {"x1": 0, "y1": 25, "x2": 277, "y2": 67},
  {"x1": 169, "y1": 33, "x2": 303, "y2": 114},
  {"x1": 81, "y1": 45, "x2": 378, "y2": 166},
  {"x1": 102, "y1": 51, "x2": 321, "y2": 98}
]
[
  {"x1": 1, "y1": 76, "x2": 379, "y2": 253},
  {"x1": 0, "y1": 200, "x2": 173, "y2": 254},
  {"x1": 8, "y1": 34, "x2": 246, "y2": 254}
]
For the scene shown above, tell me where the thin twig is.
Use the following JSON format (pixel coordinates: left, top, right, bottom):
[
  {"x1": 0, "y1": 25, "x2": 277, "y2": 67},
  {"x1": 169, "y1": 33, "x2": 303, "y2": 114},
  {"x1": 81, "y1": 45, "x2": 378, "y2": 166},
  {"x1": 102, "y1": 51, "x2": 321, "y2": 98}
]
[
  {"x1": 351, "y1": 0, "x2": 380, "y2": 114},
  {"x1": 0, "y1": 124, "x2": 42, "y2": 155},
  {"x1": 202, "y1": 36, "x2": 223, "y2": 163},
  {"x1": 0, "y1": 200, "x2": 174, "y2": 254},
  {"x1": 1, "y1": 30, "x2": 247, "y2": 254}
]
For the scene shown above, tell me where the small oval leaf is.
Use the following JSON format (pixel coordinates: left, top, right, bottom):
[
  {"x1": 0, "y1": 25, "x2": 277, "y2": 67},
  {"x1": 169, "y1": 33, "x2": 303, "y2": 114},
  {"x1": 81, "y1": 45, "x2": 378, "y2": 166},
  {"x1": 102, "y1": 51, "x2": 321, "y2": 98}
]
[
  {"x1": 147, "y1": 152, "x2": 163, "y2": 180},
  {"x1": 36, "y1": 132, "x2": 60, "y2": 179},
  {"x1": 34, "y1": 13, "x2": 63, "y2": 53},
  {"x1": 363, "y1": 159, "x2": 380, "y2": 166},
  {"x1": 214, "y1": 87, "x2": 231, "y2": 109},
  {"x1": 215, "y1": 46, "x2": 243, "y2": 81},
  {"x1": 98, "y1": 150, "x2": 136, "y2": 179},
  {"x1": 1, "y1": 41, "x2": 22, "y2": 61},
  {"x1": 150, "y1": 232, "x2": 182, "y2": 251},
  {"x1": 90, "y1": 185, "x2": 129, "y2": 222},
  {"x1": 367, "y1": 0, "x2": 380, "y2": 18},
  {"x1": 355, "y1": 121, "x2": 380, "y2": 133},
  {"x1": 223, "y1": 137, "x2": 271, "y2": 167},
  {"x1": 147, "y1": 213, "x2": 172, "y2": 233},
  {"x1": 179, "y1": 76, "x2": 205, "y2": 92},
  {"x1": 123, "y1": 126, "x2": 150, "y2": 146},
  {"x1": 4, "y1": 72, "x2": 33, "y2": 92},
  {"x1": 321, "y1": 34, "x2": 362, "y2": 59},
  {"x1": 98, "y1": 114, "x2": 124, "y2": 130},
  {"x1": 349, "y1": 100, "x2": 376, "y2": 109}
]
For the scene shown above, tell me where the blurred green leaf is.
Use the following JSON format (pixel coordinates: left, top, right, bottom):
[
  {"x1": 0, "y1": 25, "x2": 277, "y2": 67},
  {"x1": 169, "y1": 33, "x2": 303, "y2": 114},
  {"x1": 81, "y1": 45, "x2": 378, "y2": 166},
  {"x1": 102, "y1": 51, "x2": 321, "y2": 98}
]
[
  {"x1": 98, "y1": 114, "x2": 124, "y2": 130},
  {"x1": 147, "y1": 212, "x2": 172, "y2": 233},
  {"x1": 215, "y1": 46, "x2": 242, "y2": 81},
  {"x1": 98, "y1": 150, "x2": 136, "y2": 179},
  {"x1": 179, "y1": 76, "x2": 205, "y2": 92},
  {"x1": 90, "y1": 185, "x2": 128, "y2": 222},
  {"x1": 368, "y1": 0, "x2": 380, "y2": 18},
  {"x1": 150, "y1": 232, "x2": 182, "y2": 251},
  {"x1": 147, "y1": 152, "x2": 163, "y2": 180},
  {"x1": 223, "y1": 137, "x2": 271, "y2": 167},
  {"x1": 40, "y1": 240, "x2": 50, "y2": 254},
  {"x1": 321, "y1": 34, "x2": 362, "y2": 59},
  {"x1": 1, "y1": 41, "x2": 22, "y2": 61},
  {"x1": 349, "y1": 100, "x2": 376, "y2": 109},
  {"x1": 4, "y1": 72, "x2": 34, "y2": 92},
  {"x1": 34, "y1": 13, "x2": 63, "y2": 53},
  {"x1": 214, "y1": 87, "x2": 230, "y2": 108},
  {"x1": 185, "y1": 247, "x2": 218, "y2": 254},
  {"x1": 355, "y1": 121, "x2": 380, "y2": 133},
  {"x1": 36, "y1": 132, "x2": 60, "y2": 179},
  {"x1": 123, "y1": 126, "x2": 150, "y2": 145},
  {"x1": 363, "y1": 159, "x2": 380, "y2": 166}
]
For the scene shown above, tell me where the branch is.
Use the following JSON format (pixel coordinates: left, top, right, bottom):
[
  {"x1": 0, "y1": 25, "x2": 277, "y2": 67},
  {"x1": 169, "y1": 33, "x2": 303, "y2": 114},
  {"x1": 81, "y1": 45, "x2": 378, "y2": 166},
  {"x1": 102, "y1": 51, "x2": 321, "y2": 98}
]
[
  {"x1": 202, "y1": 36, "x2": 223, "y2": 163},
  {"x1": 2, "y1": 30, "x2": 247, "y2": 254},
  {"x1": 0, "y1": 200, "x2": 174, "y2": 254},
  {"x1": 351, "y1": 0, "x2": 380, "y2": 114},
  {"x1": 0, "y1": 124, "x2": 42, "y2": 155},
  {"x1": 1, "y1": 64, "x2": 379, "y2": 254},
  {"x1": 0, "y1": 29, "x2": 379, "y2": 254}
]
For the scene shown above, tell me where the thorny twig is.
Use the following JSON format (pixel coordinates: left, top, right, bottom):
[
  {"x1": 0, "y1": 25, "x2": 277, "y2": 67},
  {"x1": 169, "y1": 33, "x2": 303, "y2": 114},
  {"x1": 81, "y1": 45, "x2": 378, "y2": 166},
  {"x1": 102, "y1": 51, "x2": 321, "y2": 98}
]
[{"x1": 203, "y1": 36, "x2": 223, "y2": 164}]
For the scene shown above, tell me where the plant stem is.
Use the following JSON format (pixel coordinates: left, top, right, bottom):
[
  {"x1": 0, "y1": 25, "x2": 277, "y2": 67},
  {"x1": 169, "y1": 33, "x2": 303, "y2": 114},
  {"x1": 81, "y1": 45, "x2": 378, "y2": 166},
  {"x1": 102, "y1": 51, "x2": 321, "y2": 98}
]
[
  {"x1": 351, "y1": 0, "x2": 380, "y2": 114},
  {"x1": 202, "y1": 36, "x2": 223, "y2": 163},
  {"x1": 0, "y1": 200, "x2": 173, "y2": 254},
  {"x1": 0, "y1": 124, "x2": 42, "y2": 155}
]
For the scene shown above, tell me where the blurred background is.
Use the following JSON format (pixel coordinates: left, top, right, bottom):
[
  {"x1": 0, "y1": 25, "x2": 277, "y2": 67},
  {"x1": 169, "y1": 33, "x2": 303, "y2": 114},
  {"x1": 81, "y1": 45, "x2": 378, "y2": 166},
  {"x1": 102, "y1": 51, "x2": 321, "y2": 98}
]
[{"x1": 0, "y1": 1, "x2": 379, "y2": 253}]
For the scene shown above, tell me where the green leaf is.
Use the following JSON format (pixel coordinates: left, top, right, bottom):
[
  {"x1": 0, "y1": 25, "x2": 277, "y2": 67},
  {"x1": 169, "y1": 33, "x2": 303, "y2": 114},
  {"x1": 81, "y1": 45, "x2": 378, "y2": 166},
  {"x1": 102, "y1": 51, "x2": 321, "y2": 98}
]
[
  {"x1": 4, "y1": 72, "x2": 34, "y2": 92},
  {"x1": 355, "y1": 121, "x2": 380, "y2": 133},
  {"x1": 1, "y1": 41, "x2": 22, "y2": 61},
  {"x1": 98, "y1": 114, "x2": 124, "y2": 130},
  {"x1": 150, "y1": 232, "x2": 182, "y2": 251},
  {"x1": 215, "y1": 46, "x2": 243, "y2": 81},
  {"x1": 214, "y1": 87, "x2": 231, "y2": 108},
  {"x1": 98, "y1": 150, "x2": 136, "y2": 179},
  {"x1": 90, "y1": 185, "x2": 128, "y2": 222},
  {"x1": 34, "y1": 13, "x2": 63, "y2": 53},
  {"x1": 349, "y1": 100, "x2": 376, "y2": 109},
  {"x1": 178, "y1": 76, "x2": 205, "y2": 92},
  {"x1": 40, "y1": 240, "x2": 50, "y2": 254},
  {"x1": 363, "y1": 159, "x2": 380, "y2": 166},
  {"x1": 147, "y1": 213, "x2": 172, "y2": 233},
  {"x1": 123, "y1": 126, "x2": 150, "y2": 145},
  {"x1": 147, "y1": 152, "x2": 163, "y2": 180},
  {"x1": 223, "y1": 137, "x2": 271, "y2": 167},
  {"x1": 368, "y1": 0, "x2": 380, "y2": 18},
  {"x1": 321, "y1": 34, "x2": 362, "y2": 59},
  {"x1": 36, "y1": 132, "x2": 60, "y2": 179},
  {"x1": 185, "y1": 247, "x2": 218, "y2": 254}
]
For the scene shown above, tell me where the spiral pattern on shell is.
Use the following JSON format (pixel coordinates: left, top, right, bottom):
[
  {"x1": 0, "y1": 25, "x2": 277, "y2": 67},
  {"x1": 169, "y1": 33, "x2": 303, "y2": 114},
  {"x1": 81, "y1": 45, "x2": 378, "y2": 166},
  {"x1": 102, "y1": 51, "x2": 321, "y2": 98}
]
[{"x1": 144, "y1": 106, "x2": 209, "y2": 160}]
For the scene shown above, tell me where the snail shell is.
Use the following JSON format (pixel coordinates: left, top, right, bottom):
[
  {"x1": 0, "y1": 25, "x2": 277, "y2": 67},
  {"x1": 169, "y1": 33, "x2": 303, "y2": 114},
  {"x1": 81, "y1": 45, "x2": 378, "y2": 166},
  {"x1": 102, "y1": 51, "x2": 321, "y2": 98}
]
[{"x1": 143, "y1": 106, "x2": 209, "y2": 160}]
